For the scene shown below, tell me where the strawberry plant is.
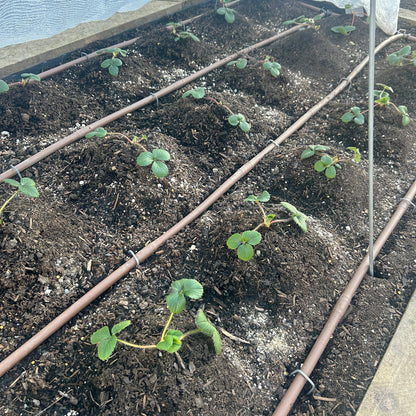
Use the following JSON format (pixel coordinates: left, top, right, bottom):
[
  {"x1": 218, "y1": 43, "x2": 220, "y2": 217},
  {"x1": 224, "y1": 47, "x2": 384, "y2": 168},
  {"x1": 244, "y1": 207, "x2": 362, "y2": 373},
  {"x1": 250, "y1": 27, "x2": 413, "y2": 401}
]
[
  {"x1": 91, "y1": 279, "x2": 221, "y2": 360},
  {"x1": 0, "y1": 79, "x2": 9, "y2": 93},
  {"x1": 167, "y1": 22, "x2": 200, "y2": 42},
  {"x1": 182, "y1": 87, "x2": 251, "y2": 132},
  {"x1": 386, "y1": 45, "x2": 416, "y2": 66},
  {"x1": 0, "y1": 177, "x2": 39, "y2": 225},
  {"x1": 217, "y1": 0, "x2": 236, "y2": 24},
  {"x1": 97, "y1": 47, "x2": 127, "y2": 76},
  {"x1": 283, "y1": 14, "x2": 322, "y2": 31}
]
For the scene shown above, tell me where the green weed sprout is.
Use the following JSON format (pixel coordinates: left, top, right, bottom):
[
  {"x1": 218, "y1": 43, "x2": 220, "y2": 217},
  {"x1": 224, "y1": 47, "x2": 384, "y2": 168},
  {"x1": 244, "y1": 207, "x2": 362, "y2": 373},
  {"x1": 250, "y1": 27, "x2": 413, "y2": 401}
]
[
  {"x1": 182, "y1": 87, "x2": 251, "y2": 132},
  {"x1": 283, "y1": 14, "x2": 322, "y2": 31},
  {"x1": 0, "y1": 79, "x2": 9, "y2": 93},
  {"x1": 227, "y1": 58, "x2": 248, "y2": 69},
  {"x1": 86, "y1": 127, "x2": 171, "y2": 177},
  {"x1": 301, "y1": 145, "x2": 360, "y2": 179},
  {"x1": 97, "y1": 47, "x2": 127, "y2": 76},
  {"x1": 263, "y1": 56, "x2": 281, "y2": 77},
  {"x1": 331, "y1": 25, "x2": 356, "y2": 35},
  {"x1": 227, "y1": 192, "x2": 308, "y2": 260},
  {"x1": 167, "y1": 22, "x2": 200, "y2": 42},
  {"x1": 342, "y1": 106, "x2": 365, "y2": 125},
  {"x1": 91, "y1": 279, "x2": 221, "y2": 360},
  {"x1": 217, "y1": 0, "x2": 236, "y2": 23},
  {"x1": 0, "y1": 178, "x2": 39, "y2": 225},
  {"x1": 21, "y1": 73, "x2": 41, "y2": 86},
  {"x1": 387, "y1": 45, "x2": 416, "y2": 66}
]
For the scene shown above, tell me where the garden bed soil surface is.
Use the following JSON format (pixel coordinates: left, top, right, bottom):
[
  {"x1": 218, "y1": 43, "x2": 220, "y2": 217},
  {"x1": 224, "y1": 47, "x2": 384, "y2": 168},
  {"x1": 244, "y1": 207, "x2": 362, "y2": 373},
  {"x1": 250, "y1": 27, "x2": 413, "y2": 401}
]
[{"x1": 1, "y1": 1, "x2": 416, "y2": 415}]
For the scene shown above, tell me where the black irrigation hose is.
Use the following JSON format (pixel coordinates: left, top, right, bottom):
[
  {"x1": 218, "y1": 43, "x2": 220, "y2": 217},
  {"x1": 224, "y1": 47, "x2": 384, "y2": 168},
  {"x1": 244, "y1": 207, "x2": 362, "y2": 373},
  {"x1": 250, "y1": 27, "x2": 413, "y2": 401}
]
[{"x1": 0, "y1": 32, "x2": 411, "y2": 379}]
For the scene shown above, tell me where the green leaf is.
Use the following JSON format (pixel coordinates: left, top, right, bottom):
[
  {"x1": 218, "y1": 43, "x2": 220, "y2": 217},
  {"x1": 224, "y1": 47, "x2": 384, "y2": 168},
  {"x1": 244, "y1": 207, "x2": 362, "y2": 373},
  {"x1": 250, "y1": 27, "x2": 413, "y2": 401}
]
[
  {"x1": 331, "y1": 25, "x2": 355, "y2": 35},
  {"x1": 152, "y1": 149, "x2": 170, "y2": 161},
  {"x1": 91, "y1": 326, "x2": 111, "y2": 344},
  {"x1": 239, "y1": 120, "x2": 251, "y2": 132},
  {"x1": 398, "y1": 105, "x2": 408, "y2": 116},
  {"x1": 166, "y1": 279, "x2": 203, "y2": 313},
  {"x1": 182, "y1": 87, "x2": 205, "y2": 99},
  {"x1": 320, "y1": 154, "x2": 333, "y2": 166},
  {"x1": 166, "y1": 291, "x2": 186, "y2": 314},
  {"x1": 237, "y1": 243, "x2": 254, "y2": 261},
  {"x1": 314, "y1": 160, "x2": 325, "y2": 172},
  {"x1": 301, "y1": 148, "x2": 315, "y2": 159},
  {"x1": 402, "y1": 115, "x2": 410, "y2": 126},
  {"x1": 341, "y1": 112, "x2": 354, "y2": 123},
  {"x1": 19, "y1": 178, "x2": 39, "y2": 197},
  {"x1": 108, "y1": 64, "x2": 120, "y2": 77},
  {"x1": 325, "y1": 165, "x2": 337, "y2": 179},
  {"x1": 354, "y1": 113, "x2": 365, "y2": 125},
  {"x1": 178, "y1": 32, "x2": 200, "y2": 42},
  {"x1": 241, "y1": 230, "x2": 262, "y2": 245},
  {"x1": 86, "y1": 127, "x2": 107, "y2": 138},
  {"x1": 257, "y1": 191, "x2": 270, "y2": 202},
  {"x1": 157, "y1": 331, "x2": 182, "y2": 353},
  {"x1": 0, "y1": 79, "x2": 9, "y2": 93},
  {"x1": 224, "y1": 9, "x2": 235, "y2": 23},
  {"x1": 152, "y1": 161, "x2": 168, "y2": 178},
  {"x1": 293, "y1": 215, "x2": 308, "y2": 232},
  {"x1": 280, "y1": 201, "x2": 298, "y2": 215},
  {"x1": 227, "y1": 233, "x2": 243, "y2": 249},
  {"x1": 182, "y1": 279, "x2": 203, "y2": 299},
  {"x1": 97, "y1": 335, "x2": 117, "y2": 360},
  {"x1": 196, "y1": 310, "x2": 221, "y2": 355},
  {"x1": 111, "y1": 320, "x2": 131, "y2": 335},
  {"x1": 137, "y1": 152, "x2": 154, "y2": 167},
  {"x1": 21, "y1": 73, "x2": 41, "y2": 81},
  {"x1": 101, "y1": 59, "x2": 112, "y2": 68},
  {"x1": 347, "y1": 147, "x2": 361, "y2": 162},
  {"x1": 3, "y1": 179, "x2": 20, "y2": 188},
  {"x1": 228, "y1": 114, "x2": 242, "y2": 126}
]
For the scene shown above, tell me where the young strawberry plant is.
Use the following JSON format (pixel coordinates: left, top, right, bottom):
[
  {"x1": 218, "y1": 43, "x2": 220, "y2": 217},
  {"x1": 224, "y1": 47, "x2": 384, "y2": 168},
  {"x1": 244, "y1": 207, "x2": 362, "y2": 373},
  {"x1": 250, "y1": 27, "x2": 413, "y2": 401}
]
[
  {"x1": 182, "y1": 87, "x2": 251, "y2": 132},
  {"x1": 86, "y1": 127, "x2": 171, "y2": 177},
  {"x1": 283, "y1": 14, "x2": 322, "y2": 31},
  {"x1": 20, "y1": 73, "x2": 41, "y2": 86},
  {"x1": 301, "y1": 145, "x2": 361, "y2": 179},
  {"x1": 342, "y1": 83, "x2": 410, "y2": 127},
  {"x1": 217, "y1": 0, "x2": 236, "y2": 24},
  {"x1": 91, "y1": 279, "x2": 221, "y2": 360},
  {"x1": 97, "y1": 47, "x2": 127, "y2": 76},
  {"x1": 0, "y1": 177, "x2": 39, "y2": 225},
  {"x1": 227, "y1": 191, "x2": 308, "y2": 261},
  {"x1": 262, "y1": 56, "x2": 281, "y2": 77},
  {"x1": 331, "y1": 25, "x2": 356, "y2": 35},
  {"x1": 167, "y1": 22, "x2": 200, "y2": 42},
  {"x1": 386, "y1": 45, "x2": 416, "y2": 66}
]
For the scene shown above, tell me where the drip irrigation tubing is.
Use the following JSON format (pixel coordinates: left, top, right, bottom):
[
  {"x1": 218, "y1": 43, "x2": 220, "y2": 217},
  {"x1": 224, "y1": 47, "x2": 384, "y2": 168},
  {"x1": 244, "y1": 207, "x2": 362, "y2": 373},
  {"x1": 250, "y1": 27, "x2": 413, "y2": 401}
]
[
  {"x1": 273, "y1": 180, "x2": 416, "y2": 416},
  {"x1": 0, "y1": 32, "x2": 411, "y2": 378},
  {"x1": 0, "y1": 23, "x2": 308, "y2": 183}
]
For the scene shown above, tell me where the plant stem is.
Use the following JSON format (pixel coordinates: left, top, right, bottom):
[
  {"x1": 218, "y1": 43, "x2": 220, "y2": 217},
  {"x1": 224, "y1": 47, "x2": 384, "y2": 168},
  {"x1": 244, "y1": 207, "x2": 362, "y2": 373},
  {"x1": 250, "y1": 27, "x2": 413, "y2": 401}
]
[
  {"x1": 117, "y1": 338, "x2": 157, "y2": 349},
  {"x1": 0, "y1": 190, "x2": 19, "y2": 218},
  {"x1": 206, "y1": 97, "x2": 234, "y2": 115},
  {"x1": 107, "y1": 132, "x2": 147, "y2": 151},
  {"x1": 254, "y1": 217, "x2": 291, "y2": 231},
  {"x1": 255, "y1": 200, "x2": 267, "y2": 222},
  {"x1": 160, "y1": 312, "x2": 174, "y2": 341}
]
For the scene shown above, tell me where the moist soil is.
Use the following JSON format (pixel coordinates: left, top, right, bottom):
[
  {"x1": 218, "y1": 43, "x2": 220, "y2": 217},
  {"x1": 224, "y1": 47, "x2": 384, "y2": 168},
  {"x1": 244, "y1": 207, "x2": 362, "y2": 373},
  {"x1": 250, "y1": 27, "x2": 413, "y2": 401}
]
[{"x1": 1, "y1": 1, "x2": 415, "y2": 415}]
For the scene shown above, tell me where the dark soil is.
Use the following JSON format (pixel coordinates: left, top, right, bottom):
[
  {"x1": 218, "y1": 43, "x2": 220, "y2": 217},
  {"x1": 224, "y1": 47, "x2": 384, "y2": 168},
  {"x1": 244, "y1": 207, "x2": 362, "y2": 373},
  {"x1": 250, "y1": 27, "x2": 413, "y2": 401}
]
[{"x1": 1, "y1": 1, "x2": 415, "y2": 415}]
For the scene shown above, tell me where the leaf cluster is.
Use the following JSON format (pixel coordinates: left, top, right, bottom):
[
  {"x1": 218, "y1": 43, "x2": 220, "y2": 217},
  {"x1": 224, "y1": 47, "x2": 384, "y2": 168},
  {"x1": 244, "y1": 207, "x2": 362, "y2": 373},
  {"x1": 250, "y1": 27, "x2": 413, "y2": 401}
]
[
  {"x1": 331, "y1": 25, "x2": 355, "y2": 35},
  {"x1": 386, "y1": 45, "x2": 416, "y2": 66},
  {"x1": 283, "y1": 14, "x2": 322, "y2": 30},
  {"x1": 228, "y1": 113, "x2": 251, "y2": 132},
  {"x1": 263, "y1": 58, "x2": 281, "y2": 77},
  {"x1": 97, "y1": 48, "x2": 127, "y2": 76},
  {"x1": 137, "y1": 149, "x2": 171, "y2": 178},
  {"x1": 217, "y1": 7, "x2": 236, "y2": 24}
]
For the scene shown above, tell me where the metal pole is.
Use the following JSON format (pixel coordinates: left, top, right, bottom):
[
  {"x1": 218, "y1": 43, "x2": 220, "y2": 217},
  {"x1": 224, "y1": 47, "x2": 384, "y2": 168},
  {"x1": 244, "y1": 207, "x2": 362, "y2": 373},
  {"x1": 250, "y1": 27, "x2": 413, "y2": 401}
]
[{"x1": 368, "y1": 0, "x2": 376, "y2": 276}]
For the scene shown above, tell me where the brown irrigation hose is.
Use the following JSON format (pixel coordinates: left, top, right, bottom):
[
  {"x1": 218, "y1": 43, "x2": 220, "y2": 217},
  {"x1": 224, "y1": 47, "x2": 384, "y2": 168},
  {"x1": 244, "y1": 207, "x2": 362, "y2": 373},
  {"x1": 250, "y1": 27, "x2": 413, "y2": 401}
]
[
  {"x1": 273, "y1": 181, "x2": 416, "y2": 416},
  {"x1": 0, "y1": 23, "x2": 305, "y2": 183},
  {"x1": 0, "y1": 33, "x2": 407, "y2": 377}
]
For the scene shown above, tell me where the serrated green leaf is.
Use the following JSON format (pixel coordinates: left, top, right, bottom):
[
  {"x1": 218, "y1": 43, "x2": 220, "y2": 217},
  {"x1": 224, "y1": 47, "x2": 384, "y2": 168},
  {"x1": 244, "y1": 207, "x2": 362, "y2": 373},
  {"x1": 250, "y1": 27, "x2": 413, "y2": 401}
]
[
  {"x1": 354, "y1": 113, "x2": 365, "y2": 125},
  {"x1": 101, "y1": 59, "x2": 112, "y2": 68},
  {"x1": 0, "y1": 79, "x2": 9, "y2": 93},
  {"x1": 212, "y1": 330, "x2": 221, "y2": 354},
  {"x1": 182, "y1": 279, "x2": 203, "y2": 299},
  {"x1": 257, "y1": 191, "x2": 270, "y2": 202},
  {"x1": 152, "y1": 149, "x2": 170, "y2": 161},
  {"x1": 166, "y1": 292, "x2": 186, "y2": 314},
  {"x1": 3, "y1": 179, "x2": 20, "y2": 188},
  {"x1": 157, "y1": 331, "x2": 182, "y2": 353},
  {"x1": 325, "y1": 165, "x2": 337, "y2": 178},
  {"x1": 224, "y1": 9, "x2": 235, "y2": 23},
  {"x1": 228, "y1": 114, "x2": 241, "y2": 126},
  {"x1": 314, "y1": 160, "x2": 325, "y2": 172},
  {"x1": 111, "y1": 320, "x2": 131, "y2": 335},
  {"x1": 241, "y1": 230, "x2": 262, "y2": 245},
  {"x1": 402, "y1": 115, "x2": 410, "y2": 126},
  {"x1": 237, "y1": 243, "x2": 254, "y2": 261},
  {"x1": 320, "y1": 155, "x2": 333, "y2": 166},
  {"x1": 293, "y1": 215, "x2": 308, "y2": 232},
  {"x1": 97, "y1": 335, "x2": 117, "y2": 360},
  {"x1": 108, "y1": 64, "x2": 119, "y2": 76},
  {"x1": 301, "y1": 148, "x2": 315, "y2": 159},
  {"x1": 227, "y1": 233, "x2": 243, "y2": 249},
  {"x1": 342, "y1": 112, "x2": 354, "y2": 123},
  {"x1": 280, "y1": 201, "x2": 298, "y2": 215},
  {"x1": 91, "y1": 326, "x2": 111, "y2": 344},
  {"x1": 137, "y1": 152, "x2": 154, "y2": 167},
  {"x1": 19, "y1": 178, "x2": 39, "y2": 197},
  {"x1": 86, "y1": 127, "x2": 107, "y2": 138},
  {"x1": 182, "y1": 87, "x2": 205, "y2": 99},
  {"x1": 152, "y1": 161, "x2": 169, "y2": 177},
  {"x1": 196, "y1": 310, "x2": 215, "y2": 336},
  {"x1": 239, "y1": 121, "x2": 250, "y2": 132}
]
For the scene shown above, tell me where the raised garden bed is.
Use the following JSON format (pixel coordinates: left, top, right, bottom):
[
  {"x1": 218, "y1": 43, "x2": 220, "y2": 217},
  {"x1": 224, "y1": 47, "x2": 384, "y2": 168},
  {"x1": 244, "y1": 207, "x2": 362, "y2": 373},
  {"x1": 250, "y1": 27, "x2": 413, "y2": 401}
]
[{"x1": 1, "y1": 0, "x2": 415, "y2": 415}]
